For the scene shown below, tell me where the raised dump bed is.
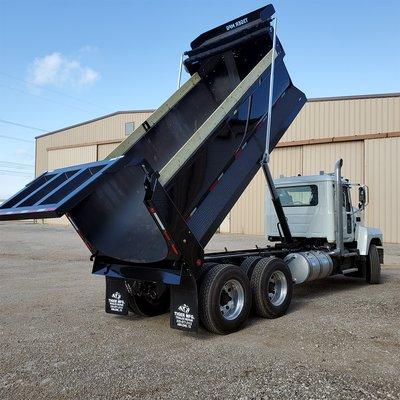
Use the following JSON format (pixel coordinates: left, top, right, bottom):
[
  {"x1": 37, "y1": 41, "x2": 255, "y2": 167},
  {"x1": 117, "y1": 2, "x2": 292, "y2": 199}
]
[
  {"x1": 0, "y1": 4, "x2": 304, "y2": 264},
  {"x1": 0, "y1": 4, "x2": 307, "y2": 333}
]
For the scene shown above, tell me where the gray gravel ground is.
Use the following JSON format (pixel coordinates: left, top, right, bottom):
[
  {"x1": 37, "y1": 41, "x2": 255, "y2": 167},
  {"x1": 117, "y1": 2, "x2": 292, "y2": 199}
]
[{"x1": 1, "y1": 222, "x2": 400, "y2": 399}]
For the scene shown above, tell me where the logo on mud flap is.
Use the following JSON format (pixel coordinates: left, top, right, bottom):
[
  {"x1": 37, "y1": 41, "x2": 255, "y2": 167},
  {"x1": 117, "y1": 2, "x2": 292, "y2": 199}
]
[
  {"x1": 108, "y1": 291, "x2": 125, "y2": 312},
  {"x1": 174, "y1": 304, "x2": 194, "y2": 329},
  {"x1": 178, "y1": 304, "x2": 190, "y2": 313}
]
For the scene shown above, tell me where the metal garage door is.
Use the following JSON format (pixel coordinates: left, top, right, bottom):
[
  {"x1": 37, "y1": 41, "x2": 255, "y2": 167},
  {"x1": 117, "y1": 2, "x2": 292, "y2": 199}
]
[{"x1": 365, "y1": 137, "x2": 400, "y2": 243}]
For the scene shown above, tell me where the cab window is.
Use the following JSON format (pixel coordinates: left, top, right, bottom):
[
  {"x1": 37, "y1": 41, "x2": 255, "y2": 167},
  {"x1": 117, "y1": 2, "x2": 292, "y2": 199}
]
[
  {"x1": 276, "y1": 185, "x2": 318, "y2": 207},
  {"x1": 342, "y1": 187, "x2": 352, "y2": 212}
]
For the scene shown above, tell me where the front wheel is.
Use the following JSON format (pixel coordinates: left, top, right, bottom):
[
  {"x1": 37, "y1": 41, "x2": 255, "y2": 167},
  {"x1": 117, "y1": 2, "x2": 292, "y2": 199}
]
[
  {"x1": 366, "y1": 244, "x2": 381, "y2": 284},
  {"x1": 199, "y1": 264, "x2": 251, "y2": 334},
  {"x1": 250, "y1": 257, "x2": 293, "y2": 318}
]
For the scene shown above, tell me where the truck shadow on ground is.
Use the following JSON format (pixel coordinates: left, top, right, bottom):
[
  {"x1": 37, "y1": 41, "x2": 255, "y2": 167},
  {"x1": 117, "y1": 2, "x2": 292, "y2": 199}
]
[
  {"x1": 122, "y1": 273, "x2": 390, "y2": 340},
  {"x1": 293, "y1": 276, "x2": 367, "y2": 299},
  {"x1": 293, "y1": 273, "x2": 389, "y2": 300},
  {"x1": 288, "y1": 273, "x2": 390, "y2": 311},
  {"x1": 193, "y1": 273, "x2": 391, "y2": 338}
]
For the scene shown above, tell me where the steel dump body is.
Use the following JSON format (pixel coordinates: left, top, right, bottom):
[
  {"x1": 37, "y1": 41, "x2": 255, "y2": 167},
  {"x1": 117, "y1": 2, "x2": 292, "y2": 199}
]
[{"x1": 0, "y1": 5, "x2": 306, "y2": 269}]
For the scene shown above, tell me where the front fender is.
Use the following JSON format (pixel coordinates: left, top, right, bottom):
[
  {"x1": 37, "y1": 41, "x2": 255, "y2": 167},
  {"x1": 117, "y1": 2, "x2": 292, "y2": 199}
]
[{"x1": 356, "y1": 226, "x2": 383, "y2": 255}]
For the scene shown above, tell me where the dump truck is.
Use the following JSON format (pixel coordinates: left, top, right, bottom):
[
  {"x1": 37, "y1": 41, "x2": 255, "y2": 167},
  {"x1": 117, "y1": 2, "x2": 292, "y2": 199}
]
[{"x1": 0, "y1": 4, "x2": 383, "y2": 334}]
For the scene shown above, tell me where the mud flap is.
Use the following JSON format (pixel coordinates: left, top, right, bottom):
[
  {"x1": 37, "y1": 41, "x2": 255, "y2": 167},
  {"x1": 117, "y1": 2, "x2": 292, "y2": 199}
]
[
  {"x1": 105, "y1": 277, "x2": 129, "y2": 315},
  {"x1": 170, "y1": 271, "x2": 199, "y2": 332}
]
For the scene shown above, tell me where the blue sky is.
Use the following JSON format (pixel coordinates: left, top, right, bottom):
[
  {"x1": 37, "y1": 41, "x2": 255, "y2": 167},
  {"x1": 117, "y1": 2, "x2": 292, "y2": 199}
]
[{"x1": 0, "y1": 0, "x2": 399, "y2": 199}]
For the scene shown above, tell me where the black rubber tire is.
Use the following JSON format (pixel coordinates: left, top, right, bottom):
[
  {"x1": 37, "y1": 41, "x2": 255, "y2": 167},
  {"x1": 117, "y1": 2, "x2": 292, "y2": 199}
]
[
  {"x1": 199, "y1": 264, "x2": 251, "y2": 335},
  {"x1": 366, "y1": 244, "x2": 381, "y2": 284},
  {"x1": 127, "y1": 283, "x2": 170, "y2": 317},
  {"x1": 240, "y1": 256, "x2": 263, "y2": 277},
  {"x1": 198, "y1": 262, "x2": 218, "y2": 283},
  {"x1": 250, "y1": 257, "x2": 293, "y2": 318}
]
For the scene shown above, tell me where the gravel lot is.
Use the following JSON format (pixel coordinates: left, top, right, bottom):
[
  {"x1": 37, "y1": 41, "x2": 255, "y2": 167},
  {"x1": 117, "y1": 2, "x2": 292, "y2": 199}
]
[{"x1": 1, "y1": 222, "x2": 400, "y2": 399}]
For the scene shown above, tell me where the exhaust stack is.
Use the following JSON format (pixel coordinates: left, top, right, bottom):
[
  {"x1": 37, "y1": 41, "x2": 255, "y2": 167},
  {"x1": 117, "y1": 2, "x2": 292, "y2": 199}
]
[{"x1": 334, "y1": 159, "x2": 344, "y2": 255}]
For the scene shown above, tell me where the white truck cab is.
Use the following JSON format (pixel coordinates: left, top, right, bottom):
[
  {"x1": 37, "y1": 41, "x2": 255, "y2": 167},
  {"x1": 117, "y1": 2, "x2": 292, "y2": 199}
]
[{"x1": 266, "y1": 160, "x2": 383, "y2": 257}]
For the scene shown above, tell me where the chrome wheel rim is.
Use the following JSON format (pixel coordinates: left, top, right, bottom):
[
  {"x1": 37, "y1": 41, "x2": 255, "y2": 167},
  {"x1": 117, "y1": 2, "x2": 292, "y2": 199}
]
[
  {"x1": 219, "y1": 279, "x2": 244, "y2": 321},
  {"x1": 267, "y1": 270, "x2": 288, "y2": 306}
]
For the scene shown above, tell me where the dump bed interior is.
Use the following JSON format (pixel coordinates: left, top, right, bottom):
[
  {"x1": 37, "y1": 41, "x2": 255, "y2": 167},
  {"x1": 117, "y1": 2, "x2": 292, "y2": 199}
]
[{"x1": 0, "y1": 4, "x2": 306, "y2": 265}]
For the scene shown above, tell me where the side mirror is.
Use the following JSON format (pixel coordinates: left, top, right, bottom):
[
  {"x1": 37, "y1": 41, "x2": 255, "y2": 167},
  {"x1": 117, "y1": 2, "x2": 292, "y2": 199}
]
[{"x1": 358, "y1": 186, "x2": 366, "y2": 209}]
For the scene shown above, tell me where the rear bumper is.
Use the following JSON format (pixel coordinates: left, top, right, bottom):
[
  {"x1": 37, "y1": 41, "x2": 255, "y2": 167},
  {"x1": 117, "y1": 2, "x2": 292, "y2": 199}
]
[{"x1": 92, "y1": 257, "x2": 182, "y2": 285}]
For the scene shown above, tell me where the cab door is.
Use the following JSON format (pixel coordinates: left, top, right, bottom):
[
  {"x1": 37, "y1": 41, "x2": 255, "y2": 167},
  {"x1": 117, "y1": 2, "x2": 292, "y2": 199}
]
[{"x1": 342, "y1": 185, "x2": 354, "y2": 242}]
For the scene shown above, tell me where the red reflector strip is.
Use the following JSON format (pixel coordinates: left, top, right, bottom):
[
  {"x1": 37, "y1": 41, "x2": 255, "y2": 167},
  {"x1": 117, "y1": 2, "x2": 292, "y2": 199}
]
[
  {"x1": 67, "y1": 214, "x2": 94, "y2": 253},
  {"x1": 210, "y1": 172, "x2": 224, "y2": 192},
  {"x1": 163, "y1": 230, "x2": 172, "y2": 242},
  {"x1": 171, "y1": 244, "x2": 180, "y2": 256},
  {"x1": 209, "y1": 180, "x2": 218, "y2": 191},
  {"x1": 147, "y1": 206, "x2": 180, "y2": 256}
]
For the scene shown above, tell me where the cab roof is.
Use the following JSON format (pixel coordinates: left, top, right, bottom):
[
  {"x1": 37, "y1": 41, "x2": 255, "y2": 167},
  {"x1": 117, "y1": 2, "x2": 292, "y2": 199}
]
[{"x1": 273, "y1": 173, "x2": 347, "y2": 186}]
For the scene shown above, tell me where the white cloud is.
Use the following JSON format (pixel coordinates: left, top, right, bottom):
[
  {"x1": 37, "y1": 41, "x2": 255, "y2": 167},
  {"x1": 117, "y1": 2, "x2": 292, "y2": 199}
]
[
  {"x1": 79, "y1": 45, "x2": 99, "y2": 53},
  {"x1": 28, "y1": 52, "x2": 100, "y2": 88}
]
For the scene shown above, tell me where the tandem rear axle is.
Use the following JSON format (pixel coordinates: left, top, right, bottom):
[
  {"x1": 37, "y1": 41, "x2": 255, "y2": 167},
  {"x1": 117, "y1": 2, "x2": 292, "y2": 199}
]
[{"x1": 99, "y1": 159, "x2": 382, "y2": 335}]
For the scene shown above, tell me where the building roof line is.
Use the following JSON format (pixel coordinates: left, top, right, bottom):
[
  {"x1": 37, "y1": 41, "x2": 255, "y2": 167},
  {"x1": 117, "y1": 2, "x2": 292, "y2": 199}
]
[
  {"x1": 36, "y1": 92, "x2": 400, "y2": 139},
  {"x1": 308, "y1": 92, "x2": 400, "y2": 102},
  {"x1": 35, "y1": 109, "x2": 156, "y2": 139}
]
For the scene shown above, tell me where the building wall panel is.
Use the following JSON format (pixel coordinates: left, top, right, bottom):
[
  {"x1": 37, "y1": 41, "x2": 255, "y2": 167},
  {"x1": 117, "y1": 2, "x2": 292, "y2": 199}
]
[
  {"x1": 229, "y1": 169, "x2": 265, "y2": 235},
  {"x1": 36, "y1": 111, "x2": 152, "y2": 175},
  {"x1": 269, "y1": 146, "x2": 303, "y2": 178},
  {"x1": 302, "y1": 141, "x2": 364, "y2": 184},
  {"x1": 230, "y1": 147, "x2": 302, "y2": 235},
  {"x1": 97, "y1": 142, "x2": 121, "y2": 160},
  {"x1": 36, "y1": 111, "x2": 151, "y2": 226},
  {"x1": 47, "y1": 146, "x2": 97, "y2": 170},
  {"x1": 283, "y1": 96, "x2": 400, "y2": 142},
  {"x1": 34, "y1": 96, "x2": 400, "y2": 240},
  {"x1": 365, "y1": 137, "x2": 400, "y2": 243},
  {"x1": 302, "y1": 141, "x2": 364, "y2": 209}
]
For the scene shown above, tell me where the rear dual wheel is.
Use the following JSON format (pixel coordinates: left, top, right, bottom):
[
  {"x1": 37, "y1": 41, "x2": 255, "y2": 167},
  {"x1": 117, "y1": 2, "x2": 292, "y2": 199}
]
[
  {"x1": 240, "y1": 256, "x2": 263, "y2": 277},
  {"x1": 199, "y1": 264, "x2": 251, "y2": 335},
  {"x1": 249, "y1": 257, "x2": 293, "y2": 318},
  {"x1": 199, "y1": 258, "x2": 293, "y2": 334}
]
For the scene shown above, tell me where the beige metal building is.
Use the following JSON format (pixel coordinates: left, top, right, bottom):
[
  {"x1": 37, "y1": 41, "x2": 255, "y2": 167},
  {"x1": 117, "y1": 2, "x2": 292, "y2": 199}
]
[
  {"x1": 35, "y1": 110, "x2": 154, "y2": 174},
  {"x1": 35, "y1": 93, "x2": 400, "y2": 243}
]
